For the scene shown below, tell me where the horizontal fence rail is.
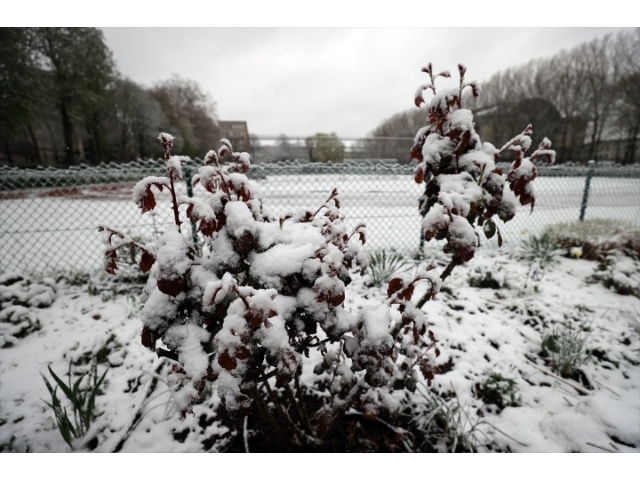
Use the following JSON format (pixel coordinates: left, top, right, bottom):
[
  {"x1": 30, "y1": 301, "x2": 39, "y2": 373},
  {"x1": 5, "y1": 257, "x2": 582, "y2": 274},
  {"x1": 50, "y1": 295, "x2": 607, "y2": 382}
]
[{"x1": 1, "y1": 159, "x2": 639, "y2": 275}]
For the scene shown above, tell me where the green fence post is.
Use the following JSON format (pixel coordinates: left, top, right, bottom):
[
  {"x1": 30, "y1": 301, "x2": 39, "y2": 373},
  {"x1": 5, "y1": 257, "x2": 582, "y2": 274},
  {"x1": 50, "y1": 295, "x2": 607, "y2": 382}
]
[
  {"x1": 579, "y1": 159, "x2": 596, "y2": 222},
  {"x1": 184, "y1": 164, "x2": 199, "y2": 254}
]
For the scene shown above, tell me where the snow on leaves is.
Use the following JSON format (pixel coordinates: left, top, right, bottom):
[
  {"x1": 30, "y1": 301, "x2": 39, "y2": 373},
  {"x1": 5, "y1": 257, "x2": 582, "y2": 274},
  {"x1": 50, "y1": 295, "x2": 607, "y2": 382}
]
[
  {"x1": 351, "y1": 304, "x2": 394, "y2": 386},
  {"x1": 97, "y1": 225, "x2": 155, "y2": 274},
  {"x1": 132, "y1": 176, "x2": 170, "y2": 214},
  {"x1": 155, "y1": 228, "x2": 193, "y2": 297},
  {"x1": 412, "y1": 64, "x2": 555, "y2": 268},
  {"x1": 505, "y1": 136, "x2": 556, "y2": 211},
  {"x1": 102, "y1": 134, "x2": 395, "y2": 420}
]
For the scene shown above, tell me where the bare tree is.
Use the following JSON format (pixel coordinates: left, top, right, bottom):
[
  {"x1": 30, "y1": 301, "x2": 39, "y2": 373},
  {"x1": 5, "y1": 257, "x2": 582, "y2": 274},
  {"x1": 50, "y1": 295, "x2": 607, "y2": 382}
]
[
  {"x1": 151, "y1": 75, "x2": 221, "y2": 158},
  {"x1": 575, "y1": 34, "x2": 624, "y2": 159},
  {"x1": 364, "y1": 109, "x2": 423, "y2": 163},
  {"x1": 33, "y1": 28, "x2": 116, "y2": 165},
  {"x1": 460, "y1": 29, "x2": 640, "y2": 163},
  {"x1": 0, "y1": 28, "x2": 45, "y2": 165},
  {"x1": 610, "y1": 30, "x2": 640, "y2": 163},
  {"x1": 111, "y1": 78, "x2": 168, "y2": 162}
]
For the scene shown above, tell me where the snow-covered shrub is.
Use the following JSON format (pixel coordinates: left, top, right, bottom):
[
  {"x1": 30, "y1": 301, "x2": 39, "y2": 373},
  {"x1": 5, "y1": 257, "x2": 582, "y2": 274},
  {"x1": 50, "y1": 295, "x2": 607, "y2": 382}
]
[
  {"x1": 411, "y1": 63, "x2": 555, "y2": 307},
  {"x1": 544, "y1": 219, "x2": 640, "y2": 261},
  {"x1": 0, "y1": 273, "x2": 56, "y2": 308},
  {"x1": 0, "y1": 274, "x2": 55, "y2": 347},
  {"x1": 541, "y1": 220, "x2": 640, "y2": 297},
  {"x1": 590, "y1": 252, "x2": 640, "y2": 297},
  {"x1": 474, "y1": 371, "x2": 520, "y2": 412},
  {"x1": 467, "y1": 265, "x2": 510, "y2": 290},
  {"x1": 99, "y1": 133, "x2": 444, "y2": 448},
  {"x1": 72, "y1": 333, "x2": 125, "y2": 367},
  {"x1": 98, "y1": 63, "x2": 553, "y2": 450},
  {"x1": 0, "y1": 306, "x2": 41, "y2": 348}
]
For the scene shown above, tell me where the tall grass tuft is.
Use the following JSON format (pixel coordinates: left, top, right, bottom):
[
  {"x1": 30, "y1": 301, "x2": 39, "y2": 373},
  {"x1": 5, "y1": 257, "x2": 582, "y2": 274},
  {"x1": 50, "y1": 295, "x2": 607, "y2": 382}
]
[{"x1": 42, "y1": 361, "x2": 108, "y2": 448}]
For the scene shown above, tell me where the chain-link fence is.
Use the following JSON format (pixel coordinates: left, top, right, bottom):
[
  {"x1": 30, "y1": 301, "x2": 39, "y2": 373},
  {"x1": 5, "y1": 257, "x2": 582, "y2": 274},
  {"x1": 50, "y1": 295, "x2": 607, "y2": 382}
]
[{"x1": 1, "y1": 159, "x2": 639, "y2": 275}]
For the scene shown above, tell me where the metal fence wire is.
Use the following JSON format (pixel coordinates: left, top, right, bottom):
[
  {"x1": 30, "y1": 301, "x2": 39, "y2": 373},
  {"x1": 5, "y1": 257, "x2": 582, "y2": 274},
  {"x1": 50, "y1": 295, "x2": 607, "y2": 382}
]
[{"x1": 1, "y1": 159, "x2": 639, "y2": 275}]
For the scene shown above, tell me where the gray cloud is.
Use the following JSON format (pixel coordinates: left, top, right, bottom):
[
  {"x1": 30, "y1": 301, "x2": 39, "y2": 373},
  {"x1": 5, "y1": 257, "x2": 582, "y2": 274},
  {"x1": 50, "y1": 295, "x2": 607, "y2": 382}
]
[{"x1": 101, "y1": 27, "x2": 630, "y2": 138}]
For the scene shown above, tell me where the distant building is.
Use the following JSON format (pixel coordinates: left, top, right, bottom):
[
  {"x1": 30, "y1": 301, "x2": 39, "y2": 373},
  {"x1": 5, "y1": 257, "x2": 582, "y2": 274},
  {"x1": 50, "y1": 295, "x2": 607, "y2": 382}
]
[
  {"x1": 474, "y1": 98, "x2": 639, "y2": 164},
  {"x1": 475, "y1": 99, "x2": 589, "y2": 163},
  {"x1": 219, "y1": 121, "x2": 250, "y2": 152},
  {"x1": 576, "y1": 121, "x2": 640, "y2": 164}
]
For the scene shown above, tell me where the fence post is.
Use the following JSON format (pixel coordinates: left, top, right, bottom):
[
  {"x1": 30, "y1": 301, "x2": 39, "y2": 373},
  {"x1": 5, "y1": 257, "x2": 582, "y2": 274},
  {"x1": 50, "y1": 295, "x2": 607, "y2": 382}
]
[
  {"x1": 184, "y1": 164, "x2": 200, "y2": 254},
  {"x1": 579, "y1": 159, "x2": 596, "y2": 222}
]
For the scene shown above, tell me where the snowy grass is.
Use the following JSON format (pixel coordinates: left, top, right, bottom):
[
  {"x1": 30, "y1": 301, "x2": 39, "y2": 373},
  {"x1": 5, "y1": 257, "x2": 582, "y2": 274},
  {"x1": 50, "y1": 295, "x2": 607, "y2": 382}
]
[{"x1": 1, "y1": 245, "x2": 638, "y2": 452}]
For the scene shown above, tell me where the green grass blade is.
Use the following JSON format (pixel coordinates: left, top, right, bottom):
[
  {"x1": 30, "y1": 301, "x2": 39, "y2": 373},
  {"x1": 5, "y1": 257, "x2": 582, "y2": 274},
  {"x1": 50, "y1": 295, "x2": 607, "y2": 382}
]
[
  {"x1": 41, "y1": 374, "x2": 55, "y2": 397},
  {"x1": 86, "y1": 368, "x2": 108, "y2": 425},
  {"x1": 47, "y1": 365, "x2": 76, "y2": 405},
  {"x1": 72, "y1": 375, "x2": 83, "y2": 398}
]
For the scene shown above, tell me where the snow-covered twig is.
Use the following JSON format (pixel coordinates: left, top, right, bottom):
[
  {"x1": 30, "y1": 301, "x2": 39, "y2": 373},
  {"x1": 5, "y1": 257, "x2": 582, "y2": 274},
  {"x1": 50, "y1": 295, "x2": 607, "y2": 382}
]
[
  {"x1": 586, "y1": 442, "x2": 617, "y2": 453},
  {"x1": 593, "y1": 380, "x2": 621, "y2": 398},
  {"x1": 110, "y1": 359, "x2": 165, "y2": 452},
  {"x1": 526, "y1": 361, "x2": 591, "y2": 396},
  {"x1": 243, "y1": 416, "x2": 250, "y2": 453},
  {"x1": 482, "y1": 421, "x2": 530, "y2": 448}
]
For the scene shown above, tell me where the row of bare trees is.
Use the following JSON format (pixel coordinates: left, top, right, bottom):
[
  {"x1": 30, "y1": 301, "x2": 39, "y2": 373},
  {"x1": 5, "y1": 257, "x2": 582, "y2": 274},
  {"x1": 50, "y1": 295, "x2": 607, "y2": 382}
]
[
  {"x1": 368, "y1": 29, "x2": 640, "y2": 164},
  {"x1": 0, "y1": 28, "x2": 221, "y2": 167},
  {"x1": 476, "y1": 29, "x2": 639, "y2": 163}
]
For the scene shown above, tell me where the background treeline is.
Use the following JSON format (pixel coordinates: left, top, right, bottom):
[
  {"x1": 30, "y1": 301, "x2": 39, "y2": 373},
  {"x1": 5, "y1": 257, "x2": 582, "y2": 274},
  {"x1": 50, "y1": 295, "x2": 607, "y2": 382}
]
[
  {"x1": 3, "y1": 28, "x2": 639, "y2": 167},
  {"x1": 367, "y1": 29, "x2": 640, "y2": 164},
  {"x1": 0, "y1": 28, "x2": 221, "y2": 167}
]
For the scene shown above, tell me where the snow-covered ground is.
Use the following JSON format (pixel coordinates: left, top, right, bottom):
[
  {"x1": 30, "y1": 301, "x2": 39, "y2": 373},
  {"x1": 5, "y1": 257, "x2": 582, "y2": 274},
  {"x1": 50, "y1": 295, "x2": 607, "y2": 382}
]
[{"x1": 1, "y1": 242, "x2": 638, "y2": 452}]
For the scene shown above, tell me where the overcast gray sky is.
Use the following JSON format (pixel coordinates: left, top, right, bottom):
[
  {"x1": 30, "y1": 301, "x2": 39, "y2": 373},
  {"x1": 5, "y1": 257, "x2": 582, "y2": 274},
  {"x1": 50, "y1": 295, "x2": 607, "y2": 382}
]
[{"x1": 101, "y1": 28, "x2": 631, "y2": 138}]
